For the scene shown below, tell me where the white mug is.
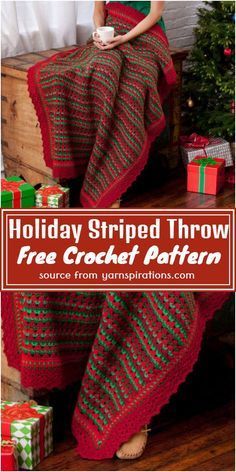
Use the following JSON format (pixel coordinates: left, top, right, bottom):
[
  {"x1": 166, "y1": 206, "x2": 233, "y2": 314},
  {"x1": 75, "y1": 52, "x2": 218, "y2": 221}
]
[{"x1": 93, "y1": 26, "x2": 114, "y2": 45}]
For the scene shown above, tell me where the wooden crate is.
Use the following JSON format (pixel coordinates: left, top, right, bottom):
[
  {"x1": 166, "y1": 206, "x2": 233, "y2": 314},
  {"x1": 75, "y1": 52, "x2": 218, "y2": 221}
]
[
  {"x1": 1, "y1": 336, "x2": 51, "y2": 402},
  {"x1": 1, "y1": 46, "x2": 188, "y2": 185},
  {"x1": 1, "y1": 47, "x2": 74, "y2": 185},
  {"x1": 1, "y1": 348, "x2": 29, "y2": 401}
]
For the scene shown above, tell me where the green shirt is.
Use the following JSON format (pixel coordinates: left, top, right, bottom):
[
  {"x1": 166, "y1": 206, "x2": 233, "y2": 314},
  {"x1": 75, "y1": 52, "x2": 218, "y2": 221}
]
[{"x1": 118, "y1": 1, "x2": 166, "y2": 32}]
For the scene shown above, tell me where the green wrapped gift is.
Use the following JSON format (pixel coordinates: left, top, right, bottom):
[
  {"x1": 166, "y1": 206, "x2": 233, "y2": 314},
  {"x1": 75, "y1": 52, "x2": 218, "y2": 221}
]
[
  {"x1": 1, "y1": 177, "x2": 35, "y2": 208},
  {"x1": 1, "y1": 401, "x2": 53, "y2": 470},
  {"x1": 35, "y1": 184, "x2": 69, "y2": 208}
]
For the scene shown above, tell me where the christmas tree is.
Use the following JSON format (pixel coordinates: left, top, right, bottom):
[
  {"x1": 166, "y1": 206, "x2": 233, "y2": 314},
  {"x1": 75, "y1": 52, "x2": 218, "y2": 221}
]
[{"x1": 183, "y1": 1, "x2": 235, "y2": 141}]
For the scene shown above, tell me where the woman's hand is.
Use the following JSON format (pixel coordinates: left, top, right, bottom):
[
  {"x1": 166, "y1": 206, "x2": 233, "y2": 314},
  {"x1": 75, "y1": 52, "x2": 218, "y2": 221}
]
[
  {"x1": 106, "y1": 1, "x2": 164, "y2": 45},
  {"x1": 94, "y1": 35, "x2": 127, "y2": 50},
  {"x1": 93, "y1": 32, "x2": 103, "y2": 48}
]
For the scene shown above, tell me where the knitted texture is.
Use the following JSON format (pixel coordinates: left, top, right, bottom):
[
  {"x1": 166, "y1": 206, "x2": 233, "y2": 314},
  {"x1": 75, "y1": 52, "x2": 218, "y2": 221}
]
[
  {"x1": 27, "y1": 2, "x2": 176, "y2": 208},
  {"x1": 2, "y1": 291, "x2": 228, "y2": 459}
]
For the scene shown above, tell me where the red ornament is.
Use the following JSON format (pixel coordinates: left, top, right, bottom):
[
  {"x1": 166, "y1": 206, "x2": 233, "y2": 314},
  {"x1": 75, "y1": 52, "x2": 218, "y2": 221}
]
[
  {"x1": 231, "y1": 100, "x2": 235, "y2": 114},
  {"x1": 224, "y1": 48, "x2": 232, "y2": 56}
]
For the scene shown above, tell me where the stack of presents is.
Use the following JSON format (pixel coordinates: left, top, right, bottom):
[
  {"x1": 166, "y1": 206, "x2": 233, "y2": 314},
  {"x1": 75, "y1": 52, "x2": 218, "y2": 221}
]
[
  {"x1": 180, "y1": 134, "x2": 234, "y2": 195},
  {"x1": 0, "y1": 134, "x2": 234, "y2": 207},
  {"x1": 1, "y1": 179, "x2": 70, "y2": 209},
  {"x1": 1, "y1": 401, "x2": 53, "y2": 470}
]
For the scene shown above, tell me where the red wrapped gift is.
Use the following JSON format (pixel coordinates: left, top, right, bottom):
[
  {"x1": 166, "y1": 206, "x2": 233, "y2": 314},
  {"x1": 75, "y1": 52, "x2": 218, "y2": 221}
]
[
  {"x1": 1, "y1": 440, "x2": 19, "y2": 471},
  {"x1": 187, "y1": 156, "x2": 225, "y2": 195}
]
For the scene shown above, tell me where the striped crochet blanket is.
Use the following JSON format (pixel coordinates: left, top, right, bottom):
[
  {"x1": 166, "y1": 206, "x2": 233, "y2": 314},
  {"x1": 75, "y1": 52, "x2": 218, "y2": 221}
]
[
  {"x1": 2, "y1": 291, "x2": 228, "y2": 460},
  {"x1": 28, "y1": 2, "x2": 176, "y2": 208}
]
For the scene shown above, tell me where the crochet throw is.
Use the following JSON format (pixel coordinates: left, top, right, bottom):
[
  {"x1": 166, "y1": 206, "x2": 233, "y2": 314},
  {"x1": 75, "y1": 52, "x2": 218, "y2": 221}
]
[
  {"x1": 27, "y1": 2, "x2": 176, "y2": 208},
  {"x1": 2, "y1": 291, "x2": 228, "y2": 460}
]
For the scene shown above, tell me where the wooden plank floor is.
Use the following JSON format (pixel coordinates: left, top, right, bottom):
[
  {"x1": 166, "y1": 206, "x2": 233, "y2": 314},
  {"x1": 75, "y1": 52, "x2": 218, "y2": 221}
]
[
  {"x1": 122, "y1": 168, "x2": 235, "y2": 209},
  {"x1": 36, "y1": 401, "x2": 234, "y2": 471}
]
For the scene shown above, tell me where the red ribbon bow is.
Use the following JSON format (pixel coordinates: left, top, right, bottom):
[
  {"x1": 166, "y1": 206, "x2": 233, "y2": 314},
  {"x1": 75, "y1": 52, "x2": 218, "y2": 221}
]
[
  {"x1": 38, "y1": 185, "x2": 66, "y2": 206},
  {"x1": 2, "y1": 179, "x2": 24, "y2": 208},
  {"x1": 180, "y1": 133, "x2": 210, "y2": 149},
  {"x1": 1, "y1": 402, "x2": 45, "y2": 461},
  {"x1": 1, "y1": 403, "x2": 42, "y2": 422}
]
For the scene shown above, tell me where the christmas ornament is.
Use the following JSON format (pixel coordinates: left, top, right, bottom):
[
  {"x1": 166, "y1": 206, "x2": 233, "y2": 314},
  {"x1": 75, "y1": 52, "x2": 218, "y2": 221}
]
[
  {"x1": 230, "y1": 100, "x2": 235, "y2": 114},
  {"x1": 187, "y1": 97, "x2": 194, "y2": 108},
  {"x1": 224, "y1": 48, "x2": 232, "y2": 56}
]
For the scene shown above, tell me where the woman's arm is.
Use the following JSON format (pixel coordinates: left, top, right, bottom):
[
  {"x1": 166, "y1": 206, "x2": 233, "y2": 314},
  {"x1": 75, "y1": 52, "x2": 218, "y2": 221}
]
[
  {"x1": 93, "y1": 1, "x2": 105, "y2": 28},
  {"x1": 97, "y1": 1, "x2": 164, "y2": 50}
]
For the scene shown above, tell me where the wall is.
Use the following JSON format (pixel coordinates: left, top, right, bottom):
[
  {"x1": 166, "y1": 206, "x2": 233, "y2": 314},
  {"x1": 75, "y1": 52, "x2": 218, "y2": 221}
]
[{"x1": 164, "y1": 1, "x2": 203, "y2": 48}]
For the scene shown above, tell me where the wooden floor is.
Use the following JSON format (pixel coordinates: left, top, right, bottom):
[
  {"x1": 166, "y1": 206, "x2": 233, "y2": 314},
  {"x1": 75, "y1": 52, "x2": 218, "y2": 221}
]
[
  {"x1": 122, "y1": 167, "x2": 235, "y2": 209},
  {"x1": 36, "y1": 401, "x2": 234, "y2": 471}
]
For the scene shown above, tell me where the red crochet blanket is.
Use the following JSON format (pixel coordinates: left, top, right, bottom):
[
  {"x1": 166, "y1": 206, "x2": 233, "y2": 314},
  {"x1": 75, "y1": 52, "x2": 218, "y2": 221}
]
[
  {"x1": 27, "y1": 2, "x2": 176, "y2": 208},
  {"x1": 2, "y1": 291, "x2": 228, "y2": 460}
]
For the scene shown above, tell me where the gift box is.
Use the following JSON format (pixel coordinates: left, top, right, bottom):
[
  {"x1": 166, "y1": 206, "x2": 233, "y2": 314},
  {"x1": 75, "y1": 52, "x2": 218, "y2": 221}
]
[
  {"x1": 35, "y1": 184, "x2": 69, "y2": 208},
  {"x1": 187, "y1": 157, "x2": 225, "y2": 195},
  {"x1": 1, "y1": 177, "x2": 35, "y2": 208},
  {"x1": 1, "y1": 440, "x2": 19, "y2": 471},
  {"x1": 1, "y1": 401, "x2": 53, "y2": 470},
  {"x1": 181, "y1": 135, "x2": 233, "y2": 167}
]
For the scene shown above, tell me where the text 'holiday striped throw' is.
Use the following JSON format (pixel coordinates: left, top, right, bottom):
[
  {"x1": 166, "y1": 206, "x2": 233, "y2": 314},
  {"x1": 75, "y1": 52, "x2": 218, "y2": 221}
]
[
  {"x1": 27, "y1": 2, "x2": 176, "y2": 208},
  {"x1": 2, "y1": 291, "x2": 229, "y2": 459}
]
